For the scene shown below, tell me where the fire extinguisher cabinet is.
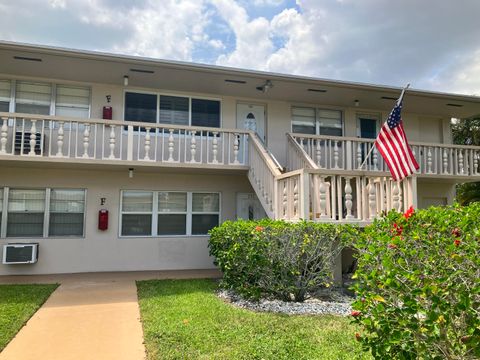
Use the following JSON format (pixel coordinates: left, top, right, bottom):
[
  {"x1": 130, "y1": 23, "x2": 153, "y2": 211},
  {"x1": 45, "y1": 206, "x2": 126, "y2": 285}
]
[{"x1": 103, "y1": 106, "x2": 112, "y2": 120}]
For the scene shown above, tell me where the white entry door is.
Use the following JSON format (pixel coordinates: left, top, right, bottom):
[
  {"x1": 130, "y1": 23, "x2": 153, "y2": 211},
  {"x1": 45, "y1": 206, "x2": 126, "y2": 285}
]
[
  {"x1": 237, "y1": 103, "x2": 266, "y2": 142},
  {"x1": 236, "y1": 193, "x2": 267, "y2": 220}
]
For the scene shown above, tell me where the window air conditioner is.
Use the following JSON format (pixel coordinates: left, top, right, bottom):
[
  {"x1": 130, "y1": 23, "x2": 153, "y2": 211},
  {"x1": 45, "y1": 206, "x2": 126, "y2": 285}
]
[{"x1": 2, "y1": 243, "x2": 39, "y2": 264}]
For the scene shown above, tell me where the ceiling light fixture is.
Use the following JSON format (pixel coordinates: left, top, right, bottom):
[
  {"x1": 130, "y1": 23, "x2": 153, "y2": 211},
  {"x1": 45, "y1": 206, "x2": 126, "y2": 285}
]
[
  {"x1": 354, "y1": 99, "x2": 360, "y2": 107},
  {"x1": 256, "y1": 80, "x2": 273, "y2": 93},
  {"x1": 14, "y1": 56, "x2": 42, "y2": 62},
  {"x1": 123, "y1": 75, "x2": 129, "y2": 86},
  {"x1": 128, "y1": 168, "x2": 134, "y2": 178}
]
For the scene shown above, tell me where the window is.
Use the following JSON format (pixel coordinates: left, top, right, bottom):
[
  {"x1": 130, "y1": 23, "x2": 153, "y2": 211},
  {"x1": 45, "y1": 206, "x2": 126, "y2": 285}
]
[
  {"x1": 124, "y1": 91, "x2": 221, "y2": 128},
  {"x1": 0, "y1": 80, "x2": 11, "y2": 112},
  {"x1": 120, "y1": 190, "x2": 220, "y2": 236},
  {"x1": 292, "y1": 107, "x2": 343, "y2": 136},
  {"x1": 192, "y1": 193, "x2": 220, "y2": 235},
  {"x1": 292, "y1": 107, "x2": 316, "y2": 134},
  {"x1": 157, "y1": 192, "x2": 187, "y2": 235},
  {"x1": 192, "y1": 99, "x2": 220, "y2": 128},
  {"x1": 49, "y1": 189, "x2": 85, "y2": 236},
  {"x1": 15, "y1": 81, "x2": 52, "y2": 115},
  {"x1": 159, "y1": 96, "x2": 189, "y2": 125},
  {"x1": 7, "y1": 189, "x2": 46, "y2": 237},
  {"x1": 0, "y1": 188, "x2": 86, "y2": 238},
  {"x1": 318, "y1": 109, "x2": 342, "y2": 136},
  {"x1": 124, "y1": 92, "x2": 157, "y2": 124},
  {"x1": 55, "y1": 85, "x2": 90, "y2": 118},
  {"x1": 121, "y1": 191, "x2": 153, "y2": 236}
]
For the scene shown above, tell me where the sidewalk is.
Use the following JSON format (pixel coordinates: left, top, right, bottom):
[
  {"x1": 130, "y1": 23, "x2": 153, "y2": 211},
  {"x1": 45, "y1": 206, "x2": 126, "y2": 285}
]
[{"x1": 0, "y1": 270, "x2": 220, "y2": 360}]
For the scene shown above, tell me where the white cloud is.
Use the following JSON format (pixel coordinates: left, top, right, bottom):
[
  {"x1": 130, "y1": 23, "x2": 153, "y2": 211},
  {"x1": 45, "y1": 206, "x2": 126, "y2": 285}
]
[{"x1": 252, "y1": 0, "x2": 284, "y2": 6}]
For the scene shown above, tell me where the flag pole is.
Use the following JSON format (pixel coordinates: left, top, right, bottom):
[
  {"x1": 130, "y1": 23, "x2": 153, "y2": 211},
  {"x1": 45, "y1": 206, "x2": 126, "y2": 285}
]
[{"x1": 358, "y1": 83, "x2": 410, "y2": 170}]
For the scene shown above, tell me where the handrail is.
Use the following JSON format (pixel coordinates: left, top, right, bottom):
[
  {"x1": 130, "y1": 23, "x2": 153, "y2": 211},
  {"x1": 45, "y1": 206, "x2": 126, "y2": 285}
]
[
  {"x1": 0, "y1": 112, "x2": 251, "y2": 135},
  {"x1": 249, "y1": 132, "x2": 282, "y2": 177},
  {"x1": 251, "y1": 132, "x2": 284, "y2": 173},
  {"x1": 286, "y1": 133, "x2": 318, "y2": 169},
  {"x1": 289, "y1": 132, "x2": 480, "y2": 150}
]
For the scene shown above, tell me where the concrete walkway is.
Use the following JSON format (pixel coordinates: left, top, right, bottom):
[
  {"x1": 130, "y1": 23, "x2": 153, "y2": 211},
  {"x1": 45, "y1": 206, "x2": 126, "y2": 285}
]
[{"x1": 0, "y1": 270, "x2": 220, "y2": 360}]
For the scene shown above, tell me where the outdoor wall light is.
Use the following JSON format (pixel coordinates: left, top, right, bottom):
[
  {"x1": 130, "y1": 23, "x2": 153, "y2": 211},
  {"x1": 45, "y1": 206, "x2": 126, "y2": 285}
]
[
  {"x1": 354, "y1": 99, "x2": 360, "y2": 107},
  {"x1": 123, "y1": 75, "x2": 129, "y2": 86},
  {"x1": 256, "y1": 80, "x2": 273, "y2": 93},
  {"x1": 128, "y1": 168, "x2": 134, "y2": 178}
]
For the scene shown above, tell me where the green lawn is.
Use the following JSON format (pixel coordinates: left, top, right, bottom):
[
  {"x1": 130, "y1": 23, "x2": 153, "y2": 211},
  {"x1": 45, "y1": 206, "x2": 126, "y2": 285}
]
[
  {"x1": 137, "y1": 279, "x2": 371, "y2": 360},
  {"x1": 0, "y1": 284, "x2": 58, "y2": 351}
]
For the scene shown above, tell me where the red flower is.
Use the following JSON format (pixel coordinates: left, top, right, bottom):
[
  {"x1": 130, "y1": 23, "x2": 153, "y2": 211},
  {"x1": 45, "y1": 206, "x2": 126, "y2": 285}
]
[
  {"x1": 355, "y1": 332, "x2": 362, "y2": 341},
  {"x1": 254, "y1": 226, "x2": 264, "y2": 232},
  {"x1": 451, "y1": 228, "x2": 461, "y2": 238},
  {"x1": 351, "y1": 310, "x2": 361, "y2": 317},
  {"x1": 392, "y1": 223, "x2": 403, "y2": 236},
  {"x1": 404, "y1": 206, "x2": 415, "y2": 219},
  {"x1": 454, "y1": 239, "x2": 461, "y2": 247},
  {"x1": 388, "y1": 243, "x2": 398, "y2": 249}
]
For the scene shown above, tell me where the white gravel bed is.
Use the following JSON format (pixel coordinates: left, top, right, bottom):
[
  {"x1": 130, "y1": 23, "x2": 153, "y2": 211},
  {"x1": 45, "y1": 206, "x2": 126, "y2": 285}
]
[{"x1": 217, "y1": 289, "x2": 354, "y2": 316}]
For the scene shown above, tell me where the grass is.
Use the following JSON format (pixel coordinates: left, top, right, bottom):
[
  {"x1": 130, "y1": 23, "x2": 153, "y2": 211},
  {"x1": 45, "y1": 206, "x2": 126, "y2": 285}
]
[
  {"x1": 137, "y1": 279, "x2": 371, "y2": 360},
  {"x1": 0, "y1": 284, "x2": 58, "y2": 351}
]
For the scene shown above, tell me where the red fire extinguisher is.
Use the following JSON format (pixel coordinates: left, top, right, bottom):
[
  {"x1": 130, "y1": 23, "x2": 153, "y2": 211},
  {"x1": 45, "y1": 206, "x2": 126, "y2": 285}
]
[
  {"x1": 98, "y1": 209, "x2": 109, "y2": 231},
  {"x1": 103, "y1": 106, "x2": 112, "y2": 120}
]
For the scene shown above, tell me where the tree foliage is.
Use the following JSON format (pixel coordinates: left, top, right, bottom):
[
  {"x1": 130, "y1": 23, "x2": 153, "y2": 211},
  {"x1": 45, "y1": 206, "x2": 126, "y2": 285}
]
[{"x1": 452, "y1": 116, "x2": 480, "y2": 205}]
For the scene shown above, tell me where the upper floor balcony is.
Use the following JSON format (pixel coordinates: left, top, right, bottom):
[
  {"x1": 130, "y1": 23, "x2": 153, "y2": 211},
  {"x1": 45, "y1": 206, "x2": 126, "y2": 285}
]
[
  {"x1": 0, "y1": 112, "x2": 255, "y2": 172},
  {"x1": 287, "y1": 132, "x2": 480, "y2": 181}
]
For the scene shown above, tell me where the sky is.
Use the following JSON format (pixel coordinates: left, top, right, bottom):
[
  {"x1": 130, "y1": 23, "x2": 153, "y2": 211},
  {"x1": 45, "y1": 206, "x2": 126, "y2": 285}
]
[{"x1": 1, "y1": 0, "x2": 480, "y2": 96}]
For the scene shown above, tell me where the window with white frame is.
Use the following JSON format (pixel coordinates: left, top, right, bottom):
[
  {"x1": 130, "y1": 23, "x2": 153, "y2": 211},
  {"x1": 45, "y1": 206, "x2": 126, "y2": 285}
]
[
  {"x1": 120, "y1": 190, "x2": 220, "y2": 236},
  {"x1": 55, "y1": 85, "x2": 90, "y2": 118},
  {"x1": 292, "y1": 107, "x2": 343, "y2": 136},
  {"x1": 0, "y1": 188, "x2": 86, "y2": 238},
  {"x1": 15, "y1": 81, "x2": 52, "y2": 115},
  {"x1": 121, "y1": 191, "x2": 153, "y2": 236},
  {"x1": 0, "y1": 80, "x2": 11, "y2": 112},
  {"x1": 124, "y1": 92, "x2": 221, "y2": 128},
  {"x1": 49, "y1": 189, "x2": 85, "y2": 236}
]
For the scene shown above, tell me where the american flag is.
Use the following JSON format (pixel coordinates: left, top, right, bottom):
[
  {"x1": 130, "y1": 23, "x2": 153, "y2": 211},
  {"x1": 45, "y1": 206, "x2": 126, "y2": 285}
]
[{"x1": 375, "y1": 100, "x2": 419, "y2": 181}]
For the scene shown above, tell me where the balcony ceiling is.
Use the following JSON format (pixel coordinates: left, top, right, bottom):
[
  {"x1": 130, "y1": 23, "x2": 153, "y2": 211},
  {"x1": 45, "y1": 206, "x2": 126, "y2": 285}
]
[{"x1": 1, "y1": 41, "x2": 480, "y2": 118}]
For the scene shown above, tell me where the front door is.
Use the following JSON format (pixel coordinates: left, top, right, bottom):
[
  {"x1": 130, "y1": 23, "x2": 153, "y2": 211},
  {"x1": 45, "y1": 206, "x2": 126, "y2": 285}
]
[
  {"x1": 236, "y1": 193, "x2": 267, "y2": 220},
  {"x1": 237, "y1": 103, "x2": 266, "y2": 142},
  {"x1": 359, "y1": 117, "x2": 378, "y2": 139}
]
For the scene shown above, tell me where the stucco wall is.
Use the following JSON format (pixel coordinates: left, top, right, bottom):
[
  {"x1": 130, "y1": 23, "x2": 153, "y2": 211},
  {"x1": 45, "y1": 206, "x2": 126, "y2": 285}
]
[
  {"x1": 0, "y1": 166, "x2": 253, "y2": 275},
  {"x1": 417, "y1": 180, "x2": 456, "y2": 208}
]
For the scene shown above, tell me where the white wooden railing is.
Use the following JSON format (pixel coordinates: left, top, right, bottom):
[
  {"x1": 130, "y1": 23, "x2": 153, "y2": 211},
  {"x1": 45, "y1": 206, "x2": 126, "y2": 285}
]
[
  {"x1": 290, "y1": 133, "x2": 480, "y2": 177},
  {"x1": 0, "y1": 112, "x2": 250, "y2": 167},
  {"x1": 276, "y1": 169, "x2": 415, "y2": 224},
  {"x1": 248, "y1": 134, "x2": 283, "y2": 218}
]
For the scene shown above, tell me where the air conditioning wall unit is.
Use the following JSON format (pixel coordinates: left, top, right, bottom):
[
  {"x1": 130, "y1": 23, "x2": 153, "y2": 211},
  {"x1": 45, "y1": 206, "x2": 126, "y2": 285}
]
[{"x1": 2, "y1": 243, "x2": 39, "y2": 264}]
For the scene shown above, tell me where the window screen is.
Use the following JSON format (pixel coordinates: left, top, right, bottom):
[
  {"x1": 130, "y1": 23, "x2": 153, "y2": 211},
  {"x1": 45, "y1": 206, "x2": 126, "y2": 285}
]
[
  {"x1": 0, "y1": 80, "x2": 11, "y2": 112},
  {"x1": 191, "y1": 99, "x2": 220, "y2": 128},
  {"x1": 159, "y1": 96, "x2": 189, "y2": 126},
  {"x1": 15, "y1": 81, "x2": 51, "y2": 115},
  {"x1": 292, "y1": 107, "x2": 316, "y2": 134},
  {"x1": 121, "y1": 191, "x2": 153, "y2": 236},
  {"x1": 7, "y1": 189, "x2": 45, "y2": 237},
  {"x1": 55, "y1": 85, "x2": 90, "y2": 118},
  {"x1": 191, "y1": 193, "x2": 219, "y2": 235},
  {"x1": 49, "y1": 189, "x2": 85, "y2": 236},
  {"x1": 124, "y1": 92, "x2": 157, "y2": 124}
]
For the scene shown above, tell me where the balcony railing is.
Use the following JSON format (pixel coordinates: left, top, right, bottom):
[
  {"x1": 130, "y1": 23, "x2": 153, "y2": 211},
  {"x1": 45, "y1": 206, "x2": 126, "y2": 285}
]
[
  {"x1": 289, "y1": 133, "x2": 480, "y2": 178},
  {"x1": 0, "y1": 112, "x2": 250, "y2": 168}
]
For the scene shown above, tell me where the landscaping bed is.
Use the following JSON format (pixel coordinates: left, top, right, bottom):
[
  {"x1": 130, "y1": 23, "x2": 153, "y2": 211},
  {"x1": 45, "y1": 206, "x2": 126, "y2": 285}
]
[
  {"x1": 0, "y1": 284, "x2": 58, "y2": 351},
  {"x1": 137, "y1": 279, "x2": 369, "y2": 360}
]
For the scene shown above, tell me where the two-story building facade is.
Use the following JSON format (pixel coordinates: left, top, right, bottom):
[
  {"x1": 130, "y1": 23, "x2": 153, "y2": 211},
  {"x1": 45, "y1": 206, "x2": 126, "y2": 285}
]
[{"x1": 1, "y1": 41, "x2": 479, "y2": 275}]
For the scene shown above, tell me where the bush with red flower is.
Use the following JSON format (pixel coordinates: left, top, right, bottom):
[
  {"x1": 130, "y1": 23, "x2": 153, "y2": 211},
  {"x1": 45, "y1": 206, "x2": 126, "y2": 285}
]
[{"x1": 351, "y1": 203, "x2": 480, "y2": 359}]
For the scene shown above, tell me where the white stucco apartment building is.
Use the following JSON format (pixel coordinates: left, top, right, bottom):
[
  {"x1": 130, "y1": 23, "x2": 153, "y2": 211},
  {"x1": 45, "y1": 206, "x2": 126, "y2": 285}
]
[{"x1": 1, "y1": 41, "x2": 479, "y2": 276}]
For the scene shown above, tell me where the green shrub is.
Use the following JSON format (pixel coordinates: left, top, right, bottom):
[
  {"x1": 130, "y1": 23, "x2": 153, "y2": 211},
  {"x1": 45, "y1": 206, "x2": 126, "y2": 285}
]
[
  {"x1": 209, "y1": 220, "x2": 355, "y2": 302},
  {"x1": 351, "y1": 204, "x2": 480, "y2": 359}
]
